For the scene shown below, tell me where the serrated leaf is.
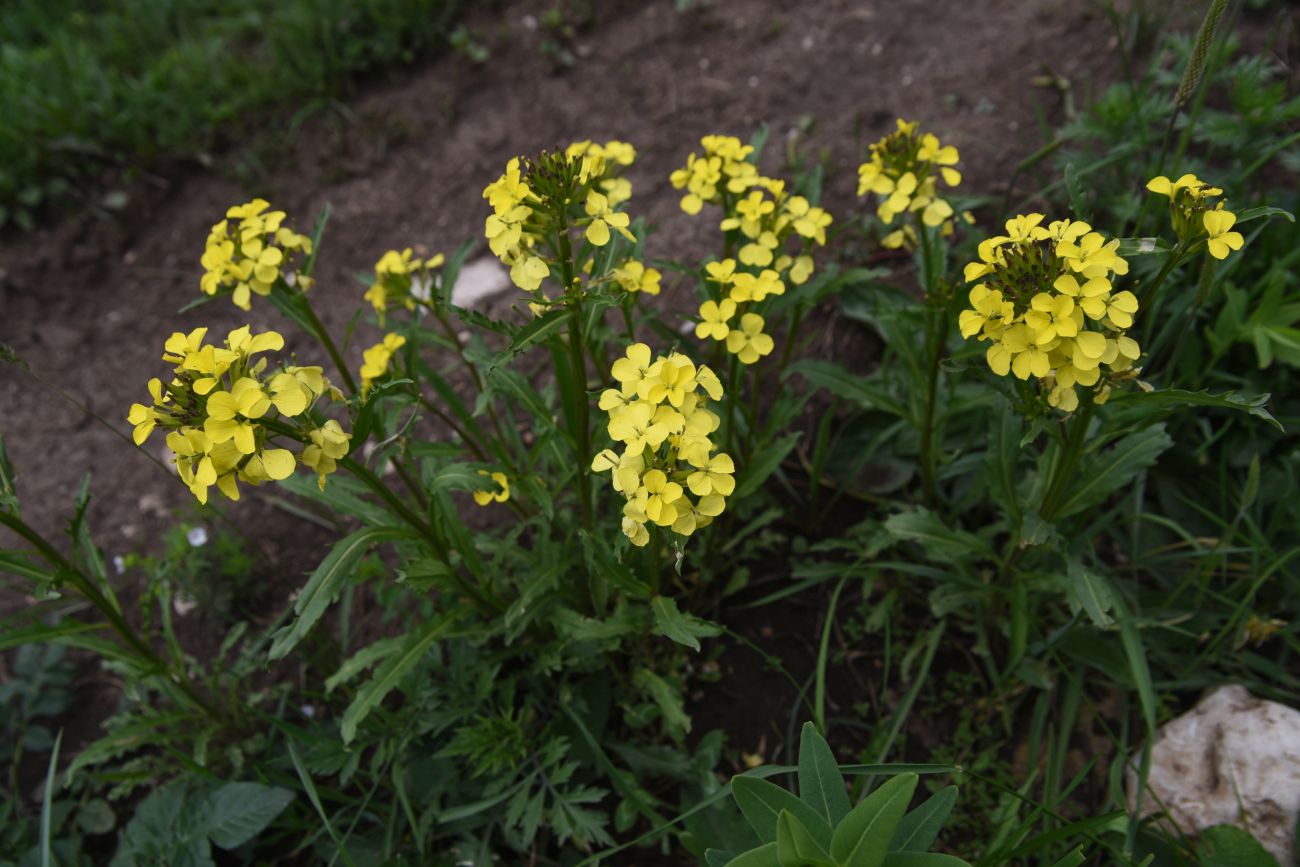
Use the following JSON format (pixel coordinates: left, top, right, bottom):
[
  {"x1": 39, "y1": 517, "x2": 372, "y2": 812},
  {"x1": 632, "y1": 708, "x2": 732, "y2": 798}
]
[
  {"x1": 890, "y1": 786, "x2": 957, "y2": 852},
  {"x1": 633, "y1": 667, "x2": 691, "y2": 739},
  {"x1": 325, "y1": 636, "x2": 404, "y2": 693},
  {"x1": 340, "y1": 612, "x2": 460, "y2": 742},
  {"x1": 1065, "y1": 559, "x2": 1116, "y2": 628},
  {"x1": 733, "y1": 776, "x2": 832, "y2": 848},
  {"x1": 777, "y1": 809, "x2": 834, "y2": 866},
  {"x1": 204, "y1": 782, "x2": 294, "y2": 850},
  {"x1": 884, "y1": 509, "x2": 992, "y2": 562},
  {"x1": 797, "y1": 723, "x2": 850, "y2": 826},
  {"x1": 830, "y1": 773, "x2": 918, "y2": 867},
  {"x1": 269, "y1": 526, "x2": 410, "y2": 660},
  {"x1": 651, "y1": 596, "x2": 721, "y2": 651}
]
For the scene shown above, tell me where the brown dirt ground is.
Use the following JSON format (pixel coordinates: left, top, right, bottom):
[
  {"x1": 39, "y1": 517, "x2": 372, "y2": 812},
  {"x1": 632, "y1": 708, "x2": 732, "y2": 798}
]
[{"x1": 0, "y1": 0, "x2": 1130, "y2": 844}]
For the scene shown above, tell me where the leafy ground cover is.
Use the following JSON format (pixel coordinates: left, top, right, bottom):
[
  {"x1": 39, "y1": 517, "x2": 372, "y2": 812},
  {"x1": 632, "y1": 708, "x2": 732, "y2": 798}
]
[{"x1": 1, "y1": 1, "x2": 1298, "y2": 865}]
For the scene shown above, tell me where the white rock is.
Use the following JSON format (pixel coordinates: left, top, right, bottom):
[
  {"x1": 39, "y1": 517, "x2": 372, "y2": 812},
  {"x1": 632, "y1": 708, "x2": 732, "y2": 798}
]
[
  {"x1": 450, "y1": 258, "x2": 512, "y2": 309},
  {"x1": 1129, "y1": 684, "x2": 1300, "y2": 865}
]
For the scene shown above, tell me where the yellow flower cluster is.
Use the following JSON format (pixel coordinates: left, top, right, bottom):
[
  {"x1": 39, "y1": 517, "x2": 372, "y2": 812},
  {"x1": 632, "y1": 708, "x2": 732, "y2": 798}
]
[
  {"x1": 857, "y1": 119, "x2": 963, "y2": 248},
  {"x1": 360, "y1": 333, "x2": 406, "y2": 396},
  {"x1": 364, "y1": 248, "x2": 446, "y2": 324},
  {"x1": 199, "y1": 199, "x2": 314, "y2": 310},
  {"x1": 1146, "y1": 174, "x2": 1244, "y2": 260},
  {"x1": 127, "y1": 326, "x2": 349, "y2": 501},
  {"x1": 959, "y1": 215, "x2": 1140, "y2": 412},
  {"x1": 671, "y1": 135, "x2": 832, "y2": 366},
  {"x1": 592, "y1": 344, "x2": 735, "y2": 546},
  {"x1": 483, "y1": 141, "x2": 637, "y2": 293}
]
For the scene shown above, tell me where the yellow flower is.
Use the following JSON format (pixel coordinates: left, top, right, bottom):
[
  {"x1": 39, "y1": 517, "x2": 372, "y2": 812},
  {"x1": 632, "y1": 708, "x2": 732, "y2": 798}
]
[
  {"x1": 726, "y1": 313, "x2": 775, "y2": 365},
  {"x1": 584, "y1": 190, "x2": 634, "y2": 246},
  {"x1": 695, "y1": 299, "x2": 736, "y2": 341},
  {"x1": 360, "y1": 333, "x2": 407, "y2": 395},
  {"x1": 472, "y1": 470, "x2": 510, "y2": 505},
  {"x1": 200, "y1": 199, "x2": 311, "y2": 310},
  {"x1": 729, "y1": 269, "x2": 785, "y2": 303},
  {"x1": 204, "y1": 377, "x2": 271, "y2": 454},
  {"x1": 1203, "y1": 209, "x2": 1244, "y2": 260},
  {"x1": 611, "y1": 259, "x2": 661, "y2": 295},
  {"x1": 301, "y1": 420, "x2": 351, "y2": 490},
  {"x1": 611, "y1": 343, "x2": 654, "y2": 397}
]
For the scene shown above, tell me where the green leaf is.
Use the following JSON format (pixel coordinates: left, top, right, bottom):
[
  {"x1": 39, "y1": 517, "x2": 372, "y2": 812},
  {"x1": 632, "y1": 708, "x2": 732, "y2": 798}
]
[
  {"x1": 890, "y1": 786, "x2": 957, "y2": 852},
  {"x1": 325, "y1": 636, "x2": 404, "y2": 693},
  {"x1": 1196, "y1": 825, "x2": 1280, "y2": 867},
  {"x1": 732, "y1": 776, "x2": 832, "y2": 848},
  {"x1": 1044, "y1": 847, "x2": 1085, "y2": 867},
  {"x1": 651, "y1": 596, "x2": 722, "y2": 651},
  {"x1": 40, "y1": 729, "x2": 61, "y2": 867},
  {"x1": 1065, "y1": 558, "x2": 1117, "y2": 628},
  {"x1": 797, "y1": 722, "x2": 851, "y2": 826},
  {"x1": 1051, "y1": 425, "x2": 1172, "y2": 521},
  {"x1": 777, "y1": 810, "x2": 834, "y2": 866},
  {"x1": 500, "y1": 307, "x2": 572, "y2": 361},
  {"x1": 788, "y1": 360, "x2": 907, "y2": 418},
  {"x1": 734, "y1": 433, "x2": 801, "y2": 500},
  {"x1": 0, "y1": 618, "x2": 103, "y2": 653},
  {"x1": 1063, "y1": 163, "x2": 1091, "y2": 223},
  {"x1": 707, "y1": 851, "x2": 738, "y2": 867},
  {"x1": 725, "y1": 842, "x2": 782, "y2": 867},
  {"x1": 884, "y1": 509, "x2": 993, "y2": 563},
  {"x1": 203, "y1": 782, "x2": 294, "y2": 849},
  {"x1": 1109, "y1": 388, "x2": 1281, "y2": 430},
  {"x1": 340, "y1": 611, "x2": 461, "y2": 743},
  {"x1": 881, "y1": 854, "x2": 970, "y2": 867},
  {"x1": 1234, "y1": 204, "x2": 1294, "y2": 225},
  {"x1": 582, "y1": 531, "x2": 651, "y2": 598},
  {"x1": 268, "y1": 526, "x2": 409, "y2": 660},
  {"x1": 633, "y1": 667, "x2": 691, "y2": 739},
  {"x1": 1114, "y1": 237, "x2": 1173, "y2": 256},
  {"x1": 1115, "y1": 595, "x2": 1157, "y2": 735},
  {"x1": 829, "y1": 773, "x2": 918, "y2": 867}
]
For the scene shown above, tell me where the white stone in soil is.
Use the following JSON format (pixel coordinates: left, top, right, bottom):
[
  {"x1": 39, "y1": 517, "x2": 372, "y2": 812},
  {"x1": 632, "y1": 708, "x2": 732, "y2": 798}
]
[
  {"x1": 450, "y1": 258, "x2": 511, "y2": 309},
  {"x1": 1128, "y1": 684, "x2": 1300, "y2": 865}
]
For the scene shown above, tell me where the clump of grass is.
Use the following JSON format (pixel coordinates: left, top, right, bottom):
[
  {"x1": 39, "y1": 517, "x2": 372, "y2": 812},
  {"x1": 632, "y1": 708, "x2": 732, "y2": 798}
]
[{"x1": 0, "y1": 0, "x2": 467, "y2": 230}]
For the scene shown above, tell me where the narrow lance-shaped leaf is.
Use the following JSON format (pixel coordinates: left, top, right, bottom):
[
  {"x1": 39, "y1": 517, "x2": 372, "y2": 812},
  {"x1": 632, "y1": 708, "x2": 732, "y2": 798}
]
[
  {"x1": 268, "y1": 526, "x2": 411, "y2": 661},
  {"x1": 340, "y1": 610, "x2": 463, "y2": 743}
]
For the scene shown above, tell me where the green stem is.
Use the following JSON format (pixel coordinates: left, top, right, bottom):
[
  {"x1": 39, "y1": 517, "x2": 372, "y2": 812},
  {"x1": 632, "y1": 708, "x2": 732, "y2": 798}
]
[
  {"x1": 300, "y1": 297, "x2": 358, "y2": 395},
  {"x1": 917, "y1": 224, "x2": 945, "y2": 507},
  {"x1": 557, "y1": 230, "x2": 594, "y2": 531},
  {"x1": 0, "y1": 511, "x2": 218, "y2": 720},
  {"x1": 340, "y1": 456, "x2": 502, "y2": 616},
  {"x1": 1039, "y1": 398, "x2": 1096, "y2": 523}
]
